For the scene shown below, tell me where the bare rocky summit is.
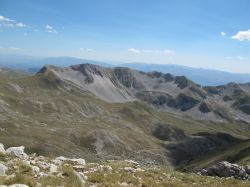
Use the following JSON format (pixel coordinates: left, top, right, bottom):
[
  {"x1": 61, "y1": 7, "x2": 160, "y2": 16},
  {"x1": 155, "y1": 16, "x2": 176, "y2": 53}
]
[{"x1": 39, "y1": 64, "x2": 250, "y2": 123}]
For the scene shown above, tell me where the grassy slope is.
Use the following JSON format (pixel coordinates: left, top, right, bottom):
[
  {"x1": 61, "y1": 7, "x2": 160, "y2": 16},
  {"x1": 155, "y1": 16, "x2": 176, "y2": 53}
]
[
  {"x1": 0, "y1": 155, "x2": 249, "y2": 187},
  {"x1": 0, "y1": 72, "x2": 249, "y2": 169}
]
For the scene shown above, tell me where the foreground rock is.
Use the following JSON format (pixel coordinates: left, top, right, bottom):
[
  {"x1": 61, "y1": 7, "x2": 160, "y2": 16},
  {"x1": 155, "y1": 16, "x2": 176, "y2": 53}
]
[
  {"x1": 54, "y1": 156, "x2": 86, "y2": 165},
  {"x1": 200, "y1": 161, "x2": 249, "y2": 180},
  {"x1": 0, "y1": 143, "x2": 249, "y2": 186},
  {"x1": 0, "y1": 144, "x2": 5, "y2": 154},
  {"x1": 5, "y1": 146, "x2": 28, "y2": 160},
  {"x1": 0, "y1": 185, "x2": 29, "y2": 187},
  {"x1": 0, "y1": 163, "x2": 7, "y2": 176}
]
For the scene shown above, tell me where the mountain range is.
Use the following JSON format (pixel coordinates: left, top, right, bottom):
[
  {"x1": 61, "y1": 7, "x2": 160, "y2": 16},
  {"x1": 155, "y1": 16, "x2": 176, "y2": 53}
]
[
  {"x1": 1, "y1": 55, "x2": 250, "y2": 86},
  {"x1": 0, "y1": 63, "x2": 249, "y2": 172}
]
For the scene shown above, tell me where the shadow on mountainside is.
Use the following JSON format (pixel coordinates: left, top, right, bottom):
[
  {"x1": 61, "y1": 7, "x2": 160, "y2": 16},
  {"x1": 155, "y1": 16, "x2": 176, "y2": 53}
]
[{"x1": 163, "y1": 132, "x2": 243, "y2": 169}]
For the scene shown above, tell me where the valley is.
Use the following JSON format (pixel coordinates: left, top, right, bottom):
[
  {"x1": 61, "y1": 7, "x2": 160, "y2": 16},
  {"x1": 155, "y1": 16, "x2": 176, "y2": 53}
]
[{"x1": 0, "y1": 64, "x2": 249, "y2": 173}]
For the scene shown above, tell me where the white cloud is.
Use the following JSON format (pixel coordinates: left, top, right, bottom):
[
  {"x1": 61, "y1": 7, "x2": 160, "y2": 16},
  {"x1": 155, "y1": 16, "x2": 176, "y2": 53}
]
[
  {"x1": 45, "y1": 24, "x2": 57, "y2": 33},
  {"x1": 0, "y1": 15, "x2": 15, "y2": 23},
  {"x1": 232, "y1": 29, "x2": 250, "y2": 41},
  {"x1": 0, "y1": 15, "x2": 28, "y2": 29},
  {"x1": 226, "y1": 56, "x2": 245, "y2": 61},
  {"x1": 128, "y1": 48, "x2": 174, "y2": 55},
  {"x1": 0, "y1": 16, "x2": 4, "y2": 21},
  {"x1": 45, "y1": 25, "x2": 53, "y2": 30},
  {"x1": 16, "y1": 22, "x2": 27, "y2": 27},
  {"x1": 80, "y1": 48, "x2": 94, "y2": 52},
  {"x1": 128, "y1": 48, "x2": 140, "y2": 53},
  {"x1": 47, "y1": 30, "x2": 57, "y2": 33},
  {"x1": 221, "y1": 32, "x2": 226, "y2": 36}
]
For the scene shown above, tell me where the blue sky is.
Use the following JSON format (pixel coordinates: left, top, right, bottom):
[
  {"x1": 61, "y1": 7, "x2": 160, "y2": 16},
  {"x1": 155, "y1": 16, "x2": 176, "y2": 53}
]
[{"x1": 0, "y1": 0, "x2": 250, "y2": 73}]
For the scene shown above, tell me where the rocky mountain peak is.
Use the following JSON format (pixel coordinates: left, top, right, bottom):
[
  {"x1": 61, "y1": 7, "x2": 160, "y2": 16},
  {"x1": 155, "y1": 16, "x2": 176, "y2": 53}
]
[{"x1": 37, "y1": 65, "x2": 59, "y2": 74}]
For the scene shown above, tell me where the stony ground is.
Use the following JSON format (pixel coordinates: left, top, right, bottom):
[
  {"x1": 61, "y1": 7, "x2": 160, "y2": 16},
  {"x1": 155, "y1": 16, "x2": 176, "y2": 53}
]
[{"x1": 0, "y1": 144, "x2": 250, "y2": 187}]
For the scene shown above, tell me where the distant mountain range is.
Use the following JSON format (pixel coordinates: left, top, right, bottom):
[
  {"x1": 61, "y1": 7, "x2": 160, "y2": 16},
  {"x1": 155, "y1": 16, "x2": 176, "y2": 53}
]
[
  {"x1": 1, "y1": 54, "x2": 250, "y2": 86},
  {"x1": 120, "y1": 63, "x2": 250, "y2": 86}
]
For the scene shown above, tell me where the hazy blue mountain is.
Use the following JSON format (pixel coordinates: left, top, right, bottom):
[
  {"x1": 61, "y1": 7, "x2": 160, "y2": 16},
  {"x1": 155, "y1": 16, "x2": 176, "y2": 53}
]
[
  {"x1": 120, "y1": 63, "x2": 250, "y2": 86},
  {"x1": 0, "y1": 55, "x2": 113, "y2": 73},
  {"x1": 1, "y1": 54, "x2": 250, "y2": 86}
]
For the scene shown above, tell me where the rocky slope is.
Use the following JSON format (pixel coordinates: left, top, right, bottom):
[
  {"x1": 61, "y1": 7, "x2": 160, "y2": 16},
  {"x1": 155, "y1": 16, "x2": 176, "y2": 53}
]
[
  {"x1": 38, "y1": 64, "x2": 250, "y2": 123},
  {"x1": 0, "y1": 63, "x2": 249, "y2": 173},
  {"x1": 0, "y1": 143, "x2": 249, "y2": 187}
]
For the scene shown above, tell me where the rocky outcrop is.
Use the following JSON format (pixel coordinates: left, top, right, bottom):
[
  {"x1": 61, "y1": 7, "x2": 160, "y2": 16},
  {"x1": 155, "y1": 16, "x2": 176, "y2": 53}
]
[
  {"x1": 6, "y1": 146, "x2": 28, "y2": 160},
  {"x1": 54, "y1": 156, "x2": 86, "y2": 165},
  {"x1": 199, "y1": 161, "x2": 249, "y2": 180},
  {"x1": 0, "y1": 143, "x2": 87, "y2": 186},
  {"x1": 0, "y1": 143, "x2": 249, "y2": 186}
]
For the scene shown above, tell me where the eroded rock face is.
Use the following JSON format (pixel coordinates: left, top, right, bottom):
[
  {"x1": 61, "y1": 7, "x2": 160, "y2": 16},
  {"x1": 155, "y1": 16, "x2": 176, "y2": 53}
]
[
  {"x1": 200, "y1": 161, "x2": 249, "y2": 180},
  {"x1": 6, "y1": 146, "x2": 28, "y2": 160}
]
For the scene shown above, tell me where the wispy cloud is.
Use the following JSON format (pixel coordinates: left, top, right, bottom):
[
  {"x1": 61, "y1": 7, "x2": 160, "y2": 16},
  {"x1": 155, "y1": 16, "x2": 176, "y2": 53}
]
[
  {"x1": 16, "y1": 22, "x2": 27, "y2": 28},
  {"x1": 226, "y1": 56, "x2": 245, "y2": 61},
  {"x1": 0, "y1": 46, "x2": 21, "y2": 51},
  {"x1": 80, "y1": 48, "x2": 94, "y2": 52},
  {"x1": 128, "y1": 48, "x2": 140, "y2": 53},
  {"x1": 0, "y1": 15, "x2": 28, "y2": 28},
  {"x1": 221, "y1": 32, "x2": 226, "y2": 36},
  {"x1": 45, "y1": 25, "x2": 57, "y2": 33},
  {"x1": 0, "y1": 15, "x2": 15, "y2": 23},
  {"x1": 232, "y1": 29, "x2": 250, "y2": 41},
  {"x1": 128, "y1": 48, "x2": 174, "y2": 55}
]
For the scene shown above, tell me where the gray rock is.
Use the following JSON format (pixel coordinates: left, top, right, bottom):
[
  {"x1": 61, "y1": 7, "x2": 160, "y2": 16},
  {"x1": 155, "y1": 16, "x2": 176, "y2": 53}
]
[
  {"x1": 124, "y1": 166, "x2": 136, "y2": 173},
  {"x1": 31, "y1": 165, "x2": 40, "y2": 174},
  {"x1": 0, "y1": 143, "x2": 5, "y2": 154},
  {"x1": 8, "y1": 185, "x2": 29, "y2": 187},
  {"x1": 0, "y1": 163, "x2": 7, "y2": 176},
  {"x1": 49, "y1": 163, "x2": 58, "y2": 174},
  {"x1": 6, "y1": 146, "x2": 28, "y2": 160},
  {"x1": 54, "y1": 156, "x2": 86, "y2": 165},
  {"x1": 200, "y1": 161, "x2": 249, "y2": 180},
  {"x1": 245, "y1": 165, "x2": 250, "y2": 175},
  {"x1": 4, "y1": 174, "x2": 16, "y2": 181}
]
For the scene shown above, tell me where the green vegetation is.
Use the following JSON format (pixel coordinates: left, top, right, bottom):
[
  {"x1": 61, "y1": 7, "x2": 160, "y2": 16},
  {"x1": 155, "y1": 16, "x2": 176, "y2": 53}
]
[{"x1": 0, "y1": 68, "x2": 249, "y2": 173}]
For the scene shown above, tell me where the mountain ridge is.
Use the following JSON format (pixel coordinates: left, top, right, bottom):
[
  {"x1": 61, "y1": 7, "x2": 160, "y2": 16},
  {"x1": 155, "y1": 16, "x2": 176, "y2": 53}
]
[
  {"x1": 0, "y1": 63, "x2": 249, "y2": 173},
  {"x1": 38, "y1": 63, "x2": 250, "y2": 123},
  {"x1": 1, "y1": 55, "x2": 250, "y2": 86}
]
